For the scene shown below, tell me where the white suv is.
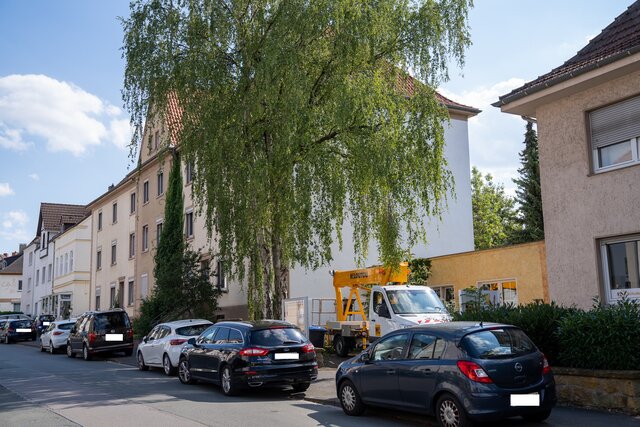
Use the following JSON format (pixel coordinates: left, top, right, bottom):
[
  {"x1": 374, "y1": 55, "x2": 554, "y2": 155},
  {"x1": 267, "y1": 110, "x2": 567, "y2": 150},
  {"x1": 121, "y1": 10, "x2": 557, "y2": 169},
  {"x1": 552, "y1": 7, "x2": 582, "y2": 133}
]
[{"x1": 137, "y1": 319, "x2": 212, "y2": 375}]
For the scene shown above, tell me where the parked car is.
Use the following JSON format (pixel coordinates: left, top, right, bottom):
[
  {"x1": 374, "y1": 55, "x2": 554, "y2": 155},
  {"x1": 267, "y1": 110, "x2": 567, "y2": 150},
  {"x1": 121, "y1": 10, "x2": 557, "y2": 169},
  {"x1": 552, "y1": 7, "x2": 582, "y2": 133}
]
[
  {"x1": 137, "y1": 319, "x2": 212, "y2": 375},
  {"x1": 40, "y1": 319, "x2": 77, "y2": 354},
  {"x1": 66, "y1": 309, "x2": 134, "y2": 360},
  {"x1": 35, "y1": 314, "x2": 56, "y2": 336},
  {"x1": 0, "y1": 319, "x2": 37, "y2": 343},
  {"x1": 178, "y1": 320, "x2": 318, "y2": 396},
  {"x1": 335, "y1": 322, "x2": 556, "y2": 427},
  {"x1": 0, "y1": 313, "x2": 32, "y2": 322}
]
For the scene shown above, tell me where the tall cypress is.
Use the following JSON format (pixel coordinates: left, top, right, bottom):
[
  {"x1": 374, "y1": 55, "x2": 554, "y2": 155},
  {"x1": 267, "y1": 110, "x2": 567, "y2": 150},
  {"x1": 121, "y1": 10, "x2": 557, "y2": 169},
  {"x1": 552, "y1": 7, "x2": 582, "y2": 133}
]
[
  {"x1": 513, "y1": 122, "x2": 544, "y2": 242},
  {"x1": 153, "y1": 150, "x2": 184, "y2": 308}
]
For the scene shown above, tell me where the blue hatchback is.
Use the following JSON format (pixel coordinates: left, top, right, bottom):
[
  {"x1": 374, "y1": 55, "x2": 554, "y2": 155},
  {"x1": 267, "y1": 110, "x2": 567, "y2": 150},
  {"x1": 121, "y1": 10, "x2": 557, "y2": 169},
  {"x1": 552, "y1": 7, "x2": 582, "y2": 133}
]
[{"x1": 335, "y1": 321, "x2": 556, "y2": 427}]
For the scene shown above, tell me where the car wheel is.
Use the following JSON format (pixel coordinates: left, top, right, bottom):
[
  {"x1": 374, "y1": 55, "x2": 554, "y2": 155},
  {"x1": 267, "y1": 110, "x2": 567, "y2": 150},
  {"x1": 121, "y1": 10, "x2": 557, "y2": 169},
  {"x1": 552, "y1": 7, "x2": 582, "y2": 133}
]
[
  {"x1": 292, "y1": 382, "x2": 311, "y2": 393},
  {"x1": 436, "y1": 393, "x2": 472, "y2": 427},
  {"x1": 67, "y1": 343, "x2": 76, "y2": 358},
  {"x1": 220, "y1": 365, "x2": 240, "y2": 396},
  {"x1": 334, "y1": 335, "x2": 349, "y2": 357},
  {"x1": 178, "y1": 358, "x2": 197, "y2": 384},
  {"x1": 5, "y1": 335, "x2": 10, "y2": 344},
  {"x1": 163, "y1": 354, "x2": 176, "y2": 376},
  {"x1": 137, "y1": 352, "x2": 149, "y2": 371},
  {"x1": 49, "y1": 343, "x2": 55, "y2": 354},
  {"x1": 522, "y1": 409, "x2": 552, "y2": 422},
  {"x1": 339, "y1": 380, "x2": 365, "y2": 416},
  {"x1": 82, "y1": 344, "x2": 92, "y2": 361}
]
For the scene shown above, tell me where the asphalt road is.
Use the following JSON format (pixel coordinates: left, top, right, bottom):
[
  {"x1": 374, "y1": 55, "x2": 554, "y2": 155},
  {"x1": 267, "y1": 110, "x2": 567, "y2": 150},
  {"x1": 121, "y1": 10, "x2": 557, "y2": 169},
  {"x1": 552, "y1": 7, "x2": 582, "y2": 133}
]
[{"x1": 1, "y1": 341, "x2": 639, "y2": 427}]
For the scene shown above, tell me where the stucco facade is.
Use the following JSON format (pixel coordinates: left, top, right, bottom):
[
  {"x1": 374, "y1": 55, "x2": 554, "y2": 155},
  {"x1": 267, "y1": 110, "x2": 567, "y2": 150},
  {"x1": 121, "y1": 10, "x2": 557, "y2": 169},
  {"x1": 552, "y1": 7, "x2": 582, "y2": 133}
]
[
  {"x1": 428, "y1": 241, "x2": 548, "y2": 309},
  {"x1": 52, "y1": 215, "x2": 92, "y2": 317},
  {"x1": 0, "y1": 255, "x2": 23, "y2": 312},
  {"x1": 20, "y1": 240, "x2": 37, "y2": 316}
]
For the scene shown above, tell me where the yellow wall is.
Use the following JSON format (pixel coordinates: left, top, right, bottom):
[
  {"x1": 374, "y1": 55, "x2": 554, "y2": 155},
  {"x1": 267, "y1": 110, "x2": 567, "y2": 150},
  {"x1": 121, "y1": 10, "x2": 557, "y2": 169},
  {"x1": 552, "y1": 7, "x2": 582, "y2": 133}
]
[{"x1": 428, "y1": 240, "x2": 548, "y2": 308}]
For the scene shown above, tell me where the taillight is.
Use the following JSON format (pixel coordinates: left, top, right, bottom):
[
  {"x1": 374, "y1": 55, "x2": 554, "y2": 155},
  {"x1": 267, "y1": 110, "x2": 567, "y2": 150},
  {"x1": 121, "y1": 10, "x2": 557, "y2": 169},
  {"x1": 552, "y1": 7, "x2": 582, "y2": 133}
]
[
  {"x1": 302, "y1": 343, "x2": 315, "y2": 353},
  {"x1": 8, "y1": 328, "x2": 14, "y2": 333},
  {"x1": 169, "y1": 339, "x2": 187, "y2": 346},
  {"x1": 457, "y1": 360, "x2": 493, "y2": 383},
  {"x1": 128, "y1": 328, "x2": 134, "y2": 339},
  {"x1": 52, "y1": 331, "x2": 63, "y2": 336},
  {"x1": 239, "y1": 348, "x2": 270, "y2": 357},
  {"x1": 542, "y1": 354, "x2": 551, "y2": 375},
  {"x1": 88, "y1": 333, "x2": 97, "y2": 345}
]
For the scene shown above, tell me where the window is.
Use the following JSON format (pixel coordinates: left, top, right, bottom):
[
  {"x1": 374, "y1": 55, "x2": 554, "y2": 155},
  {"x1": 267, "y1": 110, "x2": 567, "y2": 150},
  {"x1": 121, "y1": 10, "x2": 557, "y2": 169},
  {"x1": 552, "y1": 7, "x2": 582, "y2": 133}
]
[
  {"x1": 463, "y1": 328, "x2": 535, "y2": 359},
  {"x1": 64, "y1": 254, "x2": 68, "y2": 274},
  {"x1": 28, "y1": 251, "x2": 33, "y2": 266},
  {"x1": 130, "y1": 192, "x2": 136, "y2": 214},
  {"x1": 216, "y1": 260, "x2": 227, "y2": 291},
  {"x1": 142, "y1": 225, "x2": 149, "y2": 251},
  {"x1": 590, "y1": 95, "x2": 640, "y2": 172},
  {"x1": 111, "y1": 242, "x2": 117, "y2": 265},
  {"x1": 98, "y1": 211, "x2": 103, "y2": 231},
  {"x1": 154, "y1": 131, "x2": 160, "y2": 150},
  {"x1": 372, "y1": 291, "x2": 390, "y2": 318},
  {"x1": 27, "y1": 277, "x2": 31, "y2": 290},
  {"x1": 372, "y1": 333, "x2": 409, "y2": 361},
  {"x1": 12, "y1": 303, "x2": 20, "y2": 312},
  {"x1": 600, "y1": 234, "x2": 640, "y2": 303},
  {"x1": 157, "y1": 171, "x2": 164, "y2": 196},
  {"x1": 95, "y1": 287, "x2": 101, "y2": 310},
  {"x1": 128, "y1": 280, "x2": 134, "y2": 306},
  {"x1": 140, "y1": 273, "x2": 149, "y2": 298},
  {"x1": 143, "y1": 180, "x2": 149, "y2": 203},
  {"x1": 156, "y1": 222, "x2": 163, "y2": 245},
  {"x1": 18, "y1": 280, "x2": 22, "y2": 291},
  {"x1": 110, "y1": 287, "x2": 116, "y2": 308},
  {"x1": 477, "y1": 280, "x2": 518, "y2": 306},
  {"x1": 431, "y1": 285, "x2": 455, "y2": 305},
  {"x1": 185, "y1": 162, "x2": 193, "y2": 184},
  {"x1": 408, "y1": 334, "x2": 445, "y2": 360},
  {"x1": 96, "y1": 250, "x2": 102, "y2": 270},
  {"x1": 112, "y1": 202, "x2": 118, "y2": 224},
  {"x1": 36, "y1": 269, "x2": 39, "y2": 286},
  {"x1": 42, "y1": 265, "x2": 46, "y2": 282},
  {"x1": 69, "y1": 253, "x2": 73, "y2": 272},
  {"x1": 48, "y1": 263, "x2": 52, "y2": 281},
  {"x1": 228, "y1": 328, "x2": 243, "y2": 344},
  {"x1": 185, "y1": 211, "x2": 194, "y2": 238},
  {"x1": 129, "y1": 233, "x2": 136, "y2": 258}
]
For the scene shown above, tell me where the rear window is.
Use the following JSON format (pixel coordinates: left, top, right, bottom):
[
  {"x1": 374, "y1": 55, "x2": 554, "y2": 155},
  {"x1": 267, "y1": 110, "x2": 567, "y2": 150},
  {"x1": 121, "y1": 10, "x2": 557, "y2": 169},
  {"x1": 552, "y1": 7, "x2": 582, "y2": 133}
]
[
  {"x1": 93, "y1": 312, "x2": 130, "y2": 331},
  {"x1": 57, "y1": 323, "x2": 74, "y2": 330},
  {"x1": 462, "y1": 328, "x2": 536, "y2": 359},
  {"x1": 175, "y1": 324, "x2": 211, "y2": 337},
  {"x1": 250, "y1": 327, "x2": 306, "y2": 346},
  {"x1": 13, "y1": 320, "x2": 33, "y2": 328}
]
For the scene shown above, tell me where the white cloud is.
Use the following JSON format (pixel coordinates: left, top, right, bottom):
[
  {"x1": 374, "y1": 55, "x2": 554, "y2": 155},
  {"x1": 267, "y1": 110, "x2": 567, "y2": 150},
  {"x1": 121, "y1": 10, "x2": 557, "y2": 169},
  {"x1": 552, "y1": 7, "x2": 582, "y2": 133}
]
[
  {"x1": 0, "y1": 210, "x2": 30, "y2": 243},
  {"x1": 109, "y1": 118, "x2": 133, "y2": 150},
  {"x1": 0, "y1": 183, "x2": 14, "y2": 196},
  {"x1": 440, "y1": 78, "x2": 530, "y2": 195},
  {"x1": 28, "y1": 173, "x2": 39, "y2": 181},
  {"x1": 0, "y1": 74, "x2": 132, "y2": 156}
]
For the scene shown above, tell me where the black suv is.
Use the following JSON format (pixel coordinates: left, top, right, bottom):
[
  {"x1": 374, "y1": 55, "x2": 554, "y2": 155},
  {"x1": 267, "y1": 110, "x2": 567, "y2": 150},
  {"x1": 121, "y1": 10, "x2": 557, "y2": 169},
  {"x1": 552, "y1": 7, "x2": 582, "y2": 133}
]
[
  {"x1": 0, "y1": 319, "x2": 36, "y2": 343},
  {"x1": 66, "y1": 309, "x2": 134, "y2": 360},
  {"x1": 35, "y1": 314, "x2": 56, "y2": 336},
  {"x1": 178, "y1": 320, "x2": 318, "y2": 396}
]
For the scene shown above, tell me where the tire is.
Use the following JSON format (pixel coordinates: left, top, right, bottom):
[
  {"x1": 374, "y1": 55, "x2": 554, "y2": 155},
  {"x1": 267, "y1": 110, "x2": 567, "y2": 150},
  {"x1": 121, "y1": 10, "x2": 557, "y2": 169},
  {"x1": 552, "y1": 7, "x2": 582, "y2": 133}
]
[
  {"x1": 220, "y1": 365, "x2": 240, "y2": 396},
  {"x1": 137, "y1": 352, "x2": 149, "y2": 371},
  {"x1": 49, "y1": 343, "x2": 55, "y2": 354},
  {"x1": 292, "y1": 382, "x2": 311, "y2": 393},
  {"x1": 123, "y1": 349, "x2": 133, "y2": 357},
  {"x1": 5, "y1": 335, "x2": 10, "y2": 344},
  {"x1": 334, "y1": 335, "x2": 349, "y2": 357},
  {"x1": 82, "y1": 344, "x2": 92, "y2": 361},
  {"x1": 338, "y1": 380, "x2": 365, "y2": 416},
  {"x1": 67, "y1": 343, "x2": 76, "y2": 358},
  {"x1": 163, "y1": 354, "x2": 176, "y2": 376},
  {"x1": 178, "y1": 358, "x2": 197, "y2": 384},
  {"x1": 522, "y1": 408, "x2": 552, "y2": 422},
  {"x1": 40, "y1": 341, "x2": 46, "y2": 352},
  {"x1": 436, "y1": 393, "x2": 473, "y2": 427}
]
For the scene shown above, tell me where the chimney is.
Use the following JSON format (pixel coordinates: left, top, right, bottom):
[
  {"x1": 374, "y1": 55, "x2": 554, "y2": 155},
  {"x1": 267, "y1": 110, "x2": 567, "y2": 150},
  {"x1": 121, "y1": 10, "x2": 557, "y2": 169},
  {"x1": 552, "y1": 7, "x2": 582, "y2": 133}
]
[
  {"x1": 19, "y1": 243, "x2": 26, "y2": 253},
  {"x1": 108, "y1": 184, "x2": 115, "y2": 191}
]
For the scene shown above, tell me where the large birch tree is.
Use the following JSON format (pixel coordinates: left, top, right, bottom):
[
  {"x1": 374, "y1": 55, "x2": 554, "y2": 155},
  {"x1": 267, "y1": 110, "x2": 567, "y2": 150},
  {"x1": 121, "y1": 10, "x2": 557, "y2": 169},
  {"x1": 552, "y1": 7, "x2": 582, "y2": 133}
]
[{"x1": 122, "y1": 0, "x2": 473, "y2": 319}]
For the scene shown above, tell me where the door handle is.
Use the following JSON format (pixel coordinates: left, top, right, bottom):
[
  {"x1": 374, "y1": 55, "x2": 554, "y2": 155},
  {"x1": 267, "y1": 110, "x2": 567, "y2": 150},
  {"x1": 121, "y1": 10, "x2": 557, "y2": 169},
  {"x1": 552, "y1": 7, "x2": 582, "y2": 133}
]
[
  {"x1": 419, "y1": 368, "x2": 433, "y2": 375},
  {"x1": 386, "y1": 369, "x2": 396, "y2": 375}
]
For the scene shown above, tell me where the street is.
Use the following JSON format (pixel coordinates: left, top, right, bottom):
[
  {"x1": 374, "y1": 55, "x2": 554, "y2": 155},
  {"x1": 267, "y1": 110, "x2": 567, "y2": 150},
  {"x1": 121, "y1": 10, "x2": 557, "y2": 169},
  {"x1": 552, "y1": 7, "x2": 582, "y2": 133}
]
[{"x1": 1, "y1": 342, "x2": 639, "y2": 427}]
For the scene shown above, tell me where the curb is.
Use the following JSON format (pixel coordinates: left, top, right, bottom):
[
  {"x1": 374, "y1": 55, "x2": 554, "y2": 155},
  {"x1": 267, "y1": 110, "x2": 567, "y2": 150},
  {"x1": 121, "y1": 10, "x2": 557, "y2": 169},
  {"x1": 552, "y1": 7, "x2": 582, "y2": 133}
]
[{"x1": 304, "y1": 396, "x2": 340, "y2": 407}]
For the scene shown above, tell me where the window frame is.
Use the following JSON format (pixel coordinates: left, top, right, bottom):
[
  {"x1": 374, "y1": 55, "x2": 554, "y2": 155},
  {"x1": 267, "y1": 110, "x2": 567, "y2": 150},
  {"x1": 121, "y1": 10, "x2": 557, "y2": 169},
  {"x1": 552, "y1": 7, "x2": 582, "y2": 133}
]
[
  {"x1": 130, "y1": 192, "x2": 136, "y2": 214},
  {"x1": 112, "y1": 202, "x2": 118, "y2": 224},
  {"x1": 143, "y1": 180, "x2": 149, "y2": 204},
  {"x1": 600, "y1": 233, "x2": 640, "y2": 304},
  {"x1": 129, "y1": 232, "x2": 136, "y2": 258},
  {"x1": 142, "y1": 225, "x2": 149, "y2": 252},
  {"x1": 185, "y1": 210, "x2": 194, "y2": 238},
  {"x1": 111, "y1": 241, "x2": 117, "y2": 266},
  {"x1": 96, "y1": 249, "x2": 102, "y2": 270},
  {"x1": 157, "y1": 171, "x2": 164, "y2": 196}
]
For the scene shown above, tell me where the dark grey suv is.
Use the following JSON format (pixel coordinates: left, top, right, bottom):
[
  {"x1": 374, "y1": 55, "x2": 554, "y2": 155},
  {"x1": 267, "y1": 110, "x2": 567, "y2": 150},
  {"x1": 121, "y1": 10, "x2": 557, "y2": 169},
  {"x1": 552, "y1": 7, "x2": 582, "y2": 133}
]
[
  {"x1": 335, "y1": 322, "x2": 556, "y2": 427},
  {"x1": 66, "y1": 309, "x2": 134, "y2": 360}
]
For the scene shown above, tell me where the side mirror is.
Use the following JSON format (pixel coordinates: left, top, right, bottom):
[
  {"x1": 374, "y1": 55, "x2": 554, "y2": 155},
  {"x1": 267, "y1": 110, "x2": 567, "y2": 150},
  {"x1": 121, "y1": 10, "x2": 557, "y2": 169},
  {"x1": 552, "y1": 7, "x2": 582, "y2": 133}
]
[
  {"x1": 71, "y1": 327, "x2": 76, "y2": 333},
  {"x1": 361, "y1": 352, "x2": 371, "y2": 363},
  {"x1": 142, "y1": 336, "x2": 148, "y2": 343},
  {"x1": 187, "y1": 337, "x2": 197, "y2": 346}
]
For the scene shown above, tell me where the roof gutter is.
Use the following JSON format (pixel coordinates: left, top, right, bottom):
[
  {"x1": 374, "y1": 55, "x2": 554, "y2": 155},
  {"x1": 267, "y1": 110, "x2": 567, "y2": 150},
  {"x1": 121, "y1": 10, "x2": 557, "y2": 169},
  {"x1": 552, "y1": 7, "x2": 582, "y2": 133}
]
[{"x1": 493, "y1": 45, "x2": 640, "y2": 108}]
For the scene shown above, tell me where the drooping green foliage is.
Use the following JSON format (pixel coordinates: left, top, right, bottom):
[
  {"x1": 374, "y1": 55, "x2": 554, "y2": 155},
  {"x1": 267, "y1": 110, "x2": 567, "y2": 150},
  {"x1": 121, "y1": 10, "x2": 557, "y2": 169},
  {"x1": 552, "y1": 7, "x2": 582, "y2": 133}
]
[
  {"x1": 471, "y1": 166, "x2": 519, "y2": 250},
  {"x1": 122, "y1": 0, "x2": 473, "y2": 319},
  {"x1": 512, "y1": 121, "x2": 544, "y2": 243}
]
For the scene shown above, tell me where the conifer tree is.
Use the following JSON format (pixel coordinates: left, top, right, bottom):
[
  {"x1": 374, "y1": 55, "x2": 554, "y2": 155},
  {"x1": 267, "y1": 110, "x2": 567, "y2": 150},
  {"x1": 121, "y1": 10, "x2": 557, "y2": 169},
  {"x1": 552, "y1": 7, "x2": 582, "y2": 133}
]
[{"x1": 513, "y1": 122, "x2": 544, "y2": 242}]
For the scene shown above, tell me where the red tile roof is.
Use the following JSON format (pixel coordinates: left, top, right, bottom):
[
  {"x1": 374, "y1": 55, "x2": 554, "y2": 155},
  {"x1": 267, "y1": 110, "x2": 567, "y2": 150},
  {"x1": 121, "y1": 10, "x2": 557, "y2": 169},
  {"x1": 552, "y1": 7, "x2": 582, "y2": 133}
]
[
  {"x1": 495, "y1": 1, "x2": 640, "y2": 107},
  {"x1": 36, "y1": 203, "x2": 89, "y2": 235}
]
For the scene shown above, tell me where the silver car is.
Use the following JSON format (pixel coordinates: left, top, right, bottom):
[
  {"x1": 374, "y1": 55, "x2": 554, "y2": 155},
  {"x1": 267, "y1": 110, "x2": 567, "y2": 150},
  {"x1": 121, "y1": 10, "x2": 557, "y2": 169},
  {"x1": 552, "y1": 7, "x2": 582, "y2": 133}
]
[
  {"x1": 40, "y1": 319, "x2": 76, "y2": 354},
  {"x1": 137, "y1": 319, "x2": 212, "y2": 375}
]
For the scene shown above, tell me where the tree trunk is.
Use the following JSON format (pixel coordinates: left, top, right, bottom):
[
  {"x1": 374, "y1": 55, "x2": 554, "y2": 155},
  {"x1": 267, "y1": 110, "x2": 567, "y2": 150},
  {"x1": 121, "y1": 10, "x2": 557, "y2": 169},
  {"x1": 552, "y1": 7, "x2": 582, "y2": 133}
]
[{"x1": 271, "y1": 238, "x2": 288, "y2": 319}]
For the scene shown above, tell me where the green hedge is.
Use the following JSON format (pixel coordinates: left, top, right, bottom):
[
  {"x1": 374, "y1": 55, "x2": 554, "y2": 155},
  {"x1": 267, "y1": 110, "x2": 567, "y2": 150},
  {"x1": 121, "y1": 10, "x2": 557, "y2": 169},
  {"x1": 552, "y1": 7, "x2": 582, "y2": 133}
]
[{"x1": 453, "y1": 298, "x2": 640, "y2": 370}]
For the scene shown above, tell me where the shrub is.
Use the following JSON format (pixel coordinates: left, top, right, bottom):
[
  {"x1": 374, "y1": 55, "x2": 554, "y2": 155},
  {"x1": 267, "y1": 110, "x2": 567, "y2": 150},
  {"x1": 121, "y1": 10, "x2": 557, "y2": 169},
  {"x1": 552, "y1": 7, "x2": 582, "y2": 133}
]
[{"x1": 556, "y1": 297, "x2": 640, "y2": 370}]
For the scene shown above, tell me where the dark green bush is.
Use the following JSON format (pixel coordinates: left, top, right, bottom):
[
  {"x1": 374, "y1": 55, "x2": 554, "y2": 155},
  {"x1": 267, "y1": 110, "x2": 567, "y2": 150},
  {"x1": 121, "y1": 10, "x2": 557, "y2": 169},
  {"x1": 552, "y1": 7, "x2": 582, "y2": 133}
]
[
  {"x1": 556, "y1": 298, "x2": 640, "y2": 370},
  {"x1": 453, "y1": 301, "x2": 575, "y2": 366}
]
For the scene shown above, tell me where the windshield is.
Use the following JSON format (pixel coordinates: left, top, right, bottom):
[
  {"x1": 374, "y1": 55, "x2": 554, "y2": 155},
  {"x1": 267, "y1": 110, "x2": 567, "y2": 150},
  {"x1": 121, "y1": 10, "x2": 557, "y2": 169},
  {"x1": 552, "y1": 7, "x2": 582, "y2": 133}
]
[
  {"x1": 249, "y1": 327, "x2": 307, "y2": 346},
  {"x1": 175, "y1": 324, "x2": 211, "y2": 337},
  {"x1": 462, "y1": 328, "x2": 537, "y2": 359},
  {"x1": 385, "y1": 288, "x2": 446, "y2": 314}
]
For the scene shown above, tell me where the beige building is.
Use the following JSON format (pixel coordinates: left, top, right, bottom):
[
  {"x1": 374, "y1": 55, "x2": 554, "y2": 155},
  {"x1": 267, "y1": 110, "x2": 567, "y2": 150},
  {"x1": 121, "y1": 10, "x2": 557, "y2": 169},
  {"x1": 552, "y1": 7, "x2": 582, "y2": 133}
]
[
  {"x1": 494, "y1": 3, "x2": 640, "y2": 307},
  {"x1": 0, "y1": 254, "x2": 23, "y2": 312},
  {"x1": 52, "y1": 215, "x2": 92, "y2": 318}
]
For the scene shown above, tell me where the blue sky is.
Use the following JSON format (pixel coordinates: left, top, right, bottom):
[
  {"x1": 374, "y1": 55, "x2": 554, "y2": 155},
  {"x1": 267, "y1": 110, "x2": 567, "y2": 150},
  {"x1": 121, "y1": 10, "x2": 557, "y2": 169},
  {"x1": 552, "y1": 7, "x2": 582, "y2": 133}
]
[{"x1": 0, "y1": 0, "x2": 632, "y2": 253}]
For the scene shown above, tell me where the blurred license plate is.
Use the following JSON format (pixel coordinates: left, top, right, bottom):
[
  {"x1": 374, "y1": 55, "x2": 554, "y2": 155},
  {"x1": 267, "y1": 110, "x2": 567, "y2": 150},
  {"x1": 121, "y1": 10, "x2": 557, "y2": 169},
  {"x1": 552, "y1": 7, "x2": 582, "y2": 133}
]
[
  {"x1": 105, "y1": 334, "x2": 123, "y2": 341},
  {"x1": 17, "y1": 328, "x2": 32, "y2": 333},
  {"x1": 43, "y1": 322, "x2": 50, "y2": 326},
  {"x1": 510, "y1": 393, "x2": 540, "y2": 406},
  {"x1": 274, "y1": 353, "x2": 299, "y2": 360}
]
